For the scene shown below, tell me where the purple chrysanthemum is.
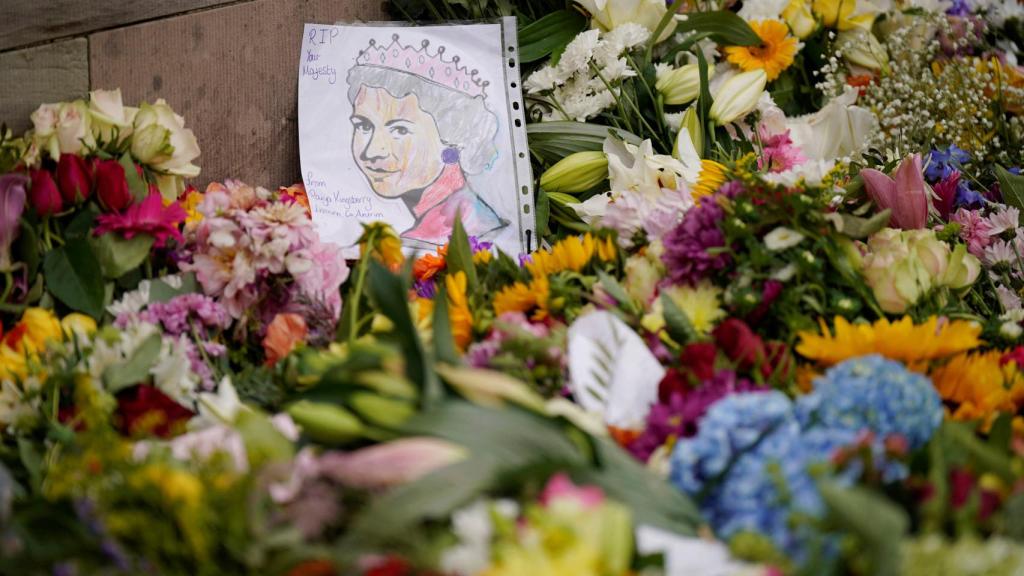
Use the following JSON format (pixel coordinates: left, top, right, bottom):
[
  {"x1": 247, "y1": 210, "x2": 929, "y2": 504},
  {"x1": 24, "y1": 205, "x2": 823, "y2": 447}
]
[{"x1": 661, "y1": 191, "x2": 733, "y2": 286}]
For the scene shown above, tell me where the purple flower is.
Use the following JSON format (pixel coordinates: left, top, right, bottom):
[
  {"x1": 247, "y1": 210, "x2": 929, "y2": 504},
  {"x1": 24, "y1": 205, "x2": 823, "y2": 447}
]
[
  {"x1": 136, "y1": 293, "x2": 231, "y2": 336},
  {"x1": 629, "y1": 370, "x2": 766, "y2": 461},
  {"x1": 661, "y1": 192, "x2": 733, "y2": 286},
  {"x1": 468, "y1": 236, "x2": 493, "y2": 254},
  {"x1": 413, "y1": 278, "x2": 436, "y2": 299},
  {"x1": 0, "y1": 173, "x2": 28, "y2": 273}
]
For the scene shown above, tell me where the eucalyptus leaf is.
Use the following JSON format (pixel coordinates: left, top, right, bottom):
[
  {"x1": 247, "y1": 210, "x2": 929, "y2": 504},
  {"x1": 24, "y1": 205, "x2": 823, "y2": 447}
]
[
  {"x1": 42, "y1": 242, "x2": 106, "y2": 319},
  {"x1": 102, "y1": 333, "x2": 162, "y2": 392}
]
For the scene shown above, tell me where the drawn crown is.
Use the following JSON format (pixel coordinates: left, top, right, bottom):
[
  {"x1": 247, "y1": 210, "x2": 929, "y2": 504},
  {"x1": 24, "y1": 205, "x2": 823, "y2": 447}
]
[{"x1": 356, "y1": 35, "x2": 489, "y2": 99}]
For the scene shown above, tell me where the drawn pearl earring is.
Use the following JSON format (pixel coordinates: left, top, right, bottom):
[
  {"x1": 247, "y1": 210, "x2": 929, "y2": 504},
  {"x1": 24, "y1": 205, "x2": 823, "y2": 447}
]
[{"x1": 442, "y1": 147, "x2": 460, "y2": 165}]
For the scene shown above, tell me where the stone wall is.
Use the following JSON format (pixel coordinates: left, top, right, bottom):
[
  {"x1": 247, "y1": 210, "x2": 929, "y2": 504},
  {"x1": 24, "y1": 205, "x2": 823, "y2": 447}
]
[{"x1": 0, "y1": 0, "x2": 387, "y2": 187}]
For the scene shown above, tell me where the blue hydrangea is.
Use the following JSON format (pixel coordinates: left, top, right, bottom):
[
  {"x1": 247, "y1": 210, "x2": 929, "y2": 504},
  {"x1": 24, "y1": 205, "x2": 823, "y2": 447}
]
[
  {"x1": 796, "y1": 355, "x2": 943, "y2": 451},
  {"x1": 925, "y1": 145, "x2": 971, "y2": 181},
  {"x1": 670, "y1": 391, "x2": 829, "y2": 557}
]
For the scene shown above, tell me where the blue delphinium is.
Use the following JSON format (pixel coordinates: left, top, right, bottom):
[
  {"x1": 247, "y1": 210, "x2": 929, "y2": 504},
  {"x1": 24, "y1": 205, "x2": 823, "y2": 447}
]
[
  {"x1": 797, "y1": 354, "x2": 942, "y2": 451},
  {"x1": 925, "y1": 145, "x2": 971, "y2": 181}
]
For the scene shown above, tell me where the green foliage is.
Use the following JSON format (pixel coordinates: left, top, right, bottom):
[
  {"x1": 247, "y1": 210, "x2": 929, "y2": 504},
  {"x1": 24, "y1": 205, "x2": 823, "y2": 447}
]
[
  {"x1": 519, "y1": 10, "x2": 588, "y2": 63},
  {"x1": 42, "y1": 242, "x2": 106, "y2": 319}
]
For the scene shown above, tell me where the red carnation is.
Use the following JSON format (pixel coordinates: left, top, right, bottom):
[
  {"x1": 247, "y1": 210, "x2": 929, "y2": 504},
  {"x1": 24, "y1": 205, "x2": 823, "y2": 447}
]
[{"x1": 116, "y1": 385, "x2": 193, "y2": 438}]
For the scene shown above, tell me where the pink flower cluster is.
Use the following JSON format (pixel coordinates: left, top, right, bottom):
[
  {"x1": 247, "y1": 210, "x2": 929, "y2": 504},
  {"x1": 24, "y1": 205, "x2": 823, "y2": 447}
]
[{"x1": 180, "y1": 181, "x2": 349, "y2": 327}]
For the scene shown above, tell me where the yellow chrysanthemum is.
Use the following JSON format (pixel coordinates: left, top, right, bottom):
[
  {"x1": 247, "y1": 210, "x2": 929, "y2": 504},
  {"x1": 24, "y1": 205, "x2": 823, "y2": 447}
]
[
  {"x1": 796, "y1": 316, "x2": 983, "y2": 367},
  {"x1": 930, "y1": 352, "x2": 1024, "y2": 429},
  {"x1": 692, "y1": 160, "x2": 729, "y2": 201},
  {"x1": 642, "y1": 282, "x2": 725, "y2": 336},
  {"x1": 446, "y1": 272, "x2": 473, "y2": 351},
  {"x1": 724, "y1": 20, "x2": 798, "y2": 81},
  {"x1": 180, "y1": 189, "x2": 204, "y2": 227}
]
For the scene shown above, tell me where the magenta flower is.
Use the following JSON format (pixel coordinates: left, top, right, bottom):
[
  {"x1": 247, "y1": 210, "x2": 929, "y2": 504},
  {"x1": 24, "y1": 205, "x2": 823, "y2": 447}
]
[
  {"x1": 860, "y1": 154, "x2": 928, "y2": 229},
  {"x1": 94, "y1": 193, "x2": 187, "y2": 247},
  {"x1": 0, "y1": 173, "x2": 28, "y2": 273},
  {"x1": 540, "y1": 473, "x2": 605, "y2": 509},
  {"x1": 932, "y1": 172, "x2": 960, "y2": 221},
  {"x1": 758, "y1": 127, "x2": 806, "y2": 173}
]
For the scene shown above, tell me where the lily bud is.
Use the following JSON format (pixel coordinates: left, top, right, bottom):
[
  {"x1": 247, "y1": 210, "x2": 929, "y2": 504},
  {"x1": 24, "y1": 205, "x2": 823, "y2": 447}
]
[
  {"x1": 539, "y1": 150, "x2": 609, "y2": 193},
  {"x1": 94, "y1": 159, "x2": 132, "y2": 212},
  {"x1": 29, "y1": 169, "x2": 62, "y2": 216},
  {"x1": 0, "y1": 174, "x2": 28, "y2": 273},
  {"x1": 678, "y1": 105, "x2": 704, "y2": 158},
  {"x1": 286, "y1": 400, "x2": 364, "y2": 445},
  {"x1": 655, "y1": 63, "x2": 706, "y2": 105},
  {"x1": 56, "y1": 153, "x2": 92, "y2": 204},
  {"x1": 837, "y1": 29, "x2": 889, "y2": 72},
  {"x1": 318, "y1": 437, "x2": 466, "y2": 489},
  {"x1": 783, "y1": 0, "x2": 817, "y2": 39},
  {"x1": 710, "y1": 69, "x2": 767, "y2": 125}
]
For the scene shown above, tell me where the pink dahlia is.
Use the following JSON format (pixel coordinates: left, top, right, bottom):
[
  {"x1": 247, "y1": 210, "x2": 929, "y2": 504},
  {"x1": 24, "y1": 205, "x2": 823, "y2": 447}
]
[{"x1": 94, "y1": 193, "x2": 188, "y2": 247}]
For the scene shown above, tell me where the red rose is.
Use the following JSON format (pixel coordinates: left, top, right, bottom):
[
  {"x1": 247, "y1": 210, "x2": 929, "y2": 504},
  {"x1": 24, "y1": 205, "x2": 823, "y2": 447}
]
[
  {"x1": 713, "y1": 318, "x2": 766, "y2": 371},
  {"x1": 116, "y1": 385, "x2": 193, "y2": 438},
  {"x1": 679, "y1": 342, "x2": 717, "y2": 380},
  {"x1": 94, "y1": 159, "x2": 132, "y2": 212},
  {"x1": 28, "y1": 169, "x2": 63, "y2": 216},
  {"x1": 56, "y1": 153, "x2": 92, "y2": 204}
]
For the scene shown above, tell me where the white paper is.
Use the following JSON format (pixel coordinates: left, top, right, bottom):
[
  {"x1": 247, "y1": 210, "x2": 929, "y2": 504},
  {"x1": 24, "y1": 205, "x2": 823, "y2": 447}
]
[{"x1": 298, "y1": 21, "x2": 534, "y2": 258}]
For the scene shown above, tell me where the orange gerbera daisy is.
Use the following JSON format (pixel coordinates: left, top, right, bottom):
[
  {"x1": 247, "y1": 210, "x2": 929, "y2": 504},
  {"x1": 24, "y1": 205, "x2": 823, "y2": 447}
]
[
  {"x1": 930, "y1": 351, "x2": 1024, "y2": 429},
  {"x1": 413, "y1": 245, "x2": 448, "y2": 282},
  {"x1": 724, "y1": 20, "x2": 799, "y2": 81}
]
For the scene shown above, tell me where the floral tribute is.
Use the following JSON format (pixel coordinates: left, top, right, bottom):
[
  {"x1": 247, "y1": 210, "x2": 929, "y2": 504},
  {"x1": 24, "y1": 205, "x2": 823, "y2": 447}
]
[{"x1": 4, "y1": 0, "x2": 1024, "y2": 574}]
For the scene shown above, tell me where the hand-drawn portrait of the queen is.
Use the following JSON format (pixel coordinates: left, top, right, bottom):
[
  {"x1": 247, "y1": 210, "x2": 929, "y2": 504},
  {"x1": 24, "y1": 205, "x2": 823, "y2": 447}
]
[{"x1": 346, "y1": 35, "x2": 509, "y2": 247}]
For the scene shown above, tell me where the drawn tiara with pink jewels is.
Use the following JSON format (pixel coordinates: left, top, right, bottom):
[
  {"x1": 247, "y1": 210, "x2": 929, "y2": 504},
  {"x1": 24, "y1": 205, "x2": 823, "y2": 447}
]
[{"x1": 356, "y1": 35, "x2": 489, "y2": 99}]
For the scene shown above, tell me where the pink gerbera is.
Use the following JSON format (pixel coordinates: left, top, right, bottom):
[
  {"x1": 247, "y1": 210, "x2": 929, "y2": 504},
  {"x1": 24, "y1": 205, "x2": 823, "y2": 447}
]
[{"x1": 94, "y1": 193, "x2": 188, "y2": 247}]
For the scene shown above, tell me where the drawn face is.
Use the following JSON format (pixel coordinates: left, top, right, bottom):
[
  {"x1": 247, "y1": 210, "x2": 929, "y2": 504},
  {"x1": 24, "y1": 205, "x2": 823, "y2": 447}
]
[{"x1": 351, "y1": 86, "x2": 446, "y2": 198}]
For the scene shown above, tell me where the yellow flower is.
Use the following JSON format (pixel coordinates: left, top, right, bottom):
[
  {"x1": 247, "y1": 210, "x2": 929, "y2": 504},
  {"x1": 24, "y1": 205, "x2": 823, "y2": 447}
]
[
  {"x1": 493, "y1": 276, "x2": 551, "y2": 320},
  {"x1": 929, "y1": 352, "x2": 1024, "y2": 429},
  {"x1": 796, "y1": 316, "x2": 983, "y2": 367},
  {"x1": 360, "y1": 223, "x2": 404, "y2": 271},
  {"x1": 724, "y1": 20, "x2": 799, "y2": 82},
  {"x1": 693, "y1": 160, "x2": 729, "y2": 201},
  {"x1": 446, "y1": 272, "x2": 473, "y2": 351},
  {"x1": 180, "y1": 188, "x2": 204, "y2": 227},
  {"x1": 526, "y1": 234, "x2": 599, "y2": 278},
  {"x1": 473, "y1": 249, "x2": 493, "y2": 265},
  {"x1": 61, "y1": 313, "x2": 97, "y2": 340},
  {"x1": 783, "y1": 0, "x2": 817, "y2": 39},
  {"x1": 596, "y1": 235, "x2": 617, "y2": 262},
  {"x1": 16, "y1": 308, "x2": 63, "y2": 354},
  {"x1": 645, "y1": 282, "x2": 726, "y2": 336},
  {"x1": 812, "y1": 0, "x2": 876, "y2": 30}
]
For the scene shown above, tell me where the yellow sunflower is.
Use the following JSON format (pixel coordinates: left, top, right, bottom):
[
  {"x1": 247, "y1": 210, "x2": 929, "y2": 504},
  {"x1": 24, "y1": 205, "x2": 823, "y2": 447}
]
[
  {"x1": 724, "y1": 20, "x2": 799, "y2": 81},
  {"x1": 446, "y1": 272, "x2": 474, "y2": 351},
  {"x1": 796, "y1": 316, "x2": 983, "y2": 367},
  {"x1": 493, "y1": 275, "x2": 551, "y2": 321}
]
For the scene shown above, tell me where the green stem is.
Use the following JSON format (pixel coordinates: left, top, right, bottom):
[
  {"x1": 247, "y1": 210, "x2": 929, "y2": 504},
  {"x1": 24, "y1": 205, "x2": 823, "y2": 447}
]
[
  {"x1": 347, "y1": 229, "x2": 379, "y2": 346},
  {"x1": 0, "y1": 272, "x2": 12, "y2": 305}
]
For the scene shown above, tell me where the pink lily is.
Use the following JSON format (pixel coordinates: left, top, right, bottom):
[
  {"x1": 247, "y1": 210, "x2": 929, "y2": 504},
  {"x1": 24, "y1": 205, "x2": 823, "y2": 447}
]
[
  {"x1": 540, "y1": 472, "x2": 606, "y2": 509},
  {"x1": 860, "y1": 153, "x2": 929, "y2": 229},
  {"x1": 0, "y1": 174, "x2": 28, "y2": 272},
  {"x1": 318, "y1": 437, "x2": 465, "y2": 489}
]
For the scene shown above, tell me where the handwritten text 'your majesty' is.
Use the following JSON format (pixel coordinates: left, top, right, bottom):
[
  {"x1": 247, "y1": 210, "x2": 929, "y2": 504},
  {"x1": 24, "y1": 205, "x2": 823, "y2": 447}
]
[{"x1": 302, "y1": 27, "x2": 339, "y2": 84}]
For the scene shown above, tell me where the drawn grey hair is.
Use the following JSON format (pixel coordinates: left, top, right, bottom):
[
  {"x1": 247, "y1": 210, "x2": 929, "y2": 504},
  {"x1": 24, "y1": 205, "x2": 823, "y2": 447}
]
[{"x1": 346, "y1": 65, "x2": 499, "y2": 174}]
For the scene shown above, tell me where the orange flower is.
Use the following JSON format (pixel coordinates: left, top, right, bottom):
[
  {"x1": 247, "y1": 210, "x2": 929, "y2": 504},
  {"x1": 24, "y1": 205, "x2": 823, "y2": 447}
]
[
  {"x1": 262, "y1": 313, "x2": 308, "y2": 365},
  {"x1": 724, "y1": 20, "x2": 798, "y2": 81},
  {"x1": 279, "y1": 183, "x2": 311, "y2": 216},
  {"x1": 414, "y1": 245, "x2": 448, "y2": 282},
  {"x1": 930, "y1": 351, "x2": 1024, "y2": 429},
  {"x1": 796, "y1": 316, "x2": 982, "y2": 367},
  {"x1": 493, "y1": 276, "x2": 551, "y2": 320}
]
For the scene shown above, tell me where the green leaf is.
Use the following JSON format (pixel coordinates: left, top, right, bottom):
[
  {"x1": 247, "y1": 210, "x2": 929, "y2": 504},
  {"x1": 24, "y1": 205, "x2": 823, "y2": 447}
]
[
  {"x1": 661, "y1": 292, "x2": 698, "y2": 345},
  {"x1": 995, "y1": 165, "x2": 1024, "y2": 224},
  {"x1": 819, "y1": 481, "x2": 908, "y2": 576},
  {"x1": 536, "y1": 187, "x2": 551, "y2": 237},
  {"x1": 576, "y1": 438, "x2": 701, "y2": 534},
  {"x1": 102, "y1": 333, "x2": 162, "y2": 392},
  {"x1": 119, "y1": 151, "x2": 149, "y2": 202},
  {"x1": 12, "y1": 217, "x2": 40, "y2": 280},
  {"x1": 1003, "y1": 492, "x2": 1024, "y2": 541},
  {"x1": 827, "y1": 209, "x2": 891, "y2": 239},
  {"x1": 447, "y1": 216, "x2": 478, "y2": 289},
  {"x1": 42, "y1": 242, "x2": 106, "y2": 319},
  {"x1": 367, "y1": 260, "x2": 442, "y2": 408},
  {"x1": 62, "y1": 204, "x2": 99, "y2": 239},
  {"x1": 89, "y1": 232, "x2": 155, "y2": 279},
  {"x1": 941, "y1": 420, "x2": 1016, "y2": 482},
  {"x1": 431, "y1": 284, "x2": 460, "y2": 365},
  {"x1": 598, "y1": 270, "x2": 637, "y2": 313},
  {"x1": 528, "y1": 122, "x2": 641, "y2": 164},
  {"x1": 675, "y1": 11, "x2": 761, "y2": 46},
  {"x1": 17, "y1": 438, "x2": 43, "y2": 494},
  {"x1": 518, "y1": 10, "x2": 587, "y2": 63},
  {"x1": 147, "y1": 272, "x2": 200, "y2": 304}
]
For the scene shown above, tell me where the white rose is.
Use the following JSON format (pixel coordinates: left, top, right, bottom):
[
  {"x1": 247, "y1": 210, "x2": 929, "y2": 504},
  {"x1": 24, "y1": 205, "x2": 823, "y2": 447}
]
[
  {"x1": 131, "y1": 99, "x2": 201, "y2": 178},
  {"x1": 89, "y1": 88, "x2": 135, "y2": 144},
  {"x1": 55, "y1": 100, "x2": 94, "y2": 156}
]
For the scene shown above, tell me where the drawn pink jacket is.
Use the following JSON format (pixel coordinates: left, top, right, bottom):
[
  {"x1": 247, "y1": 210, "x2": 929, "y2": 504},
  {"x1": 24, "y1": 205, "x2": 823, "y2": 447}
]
[{"x1": 401, "y1": 163, "x2": 508, "y2": 246}]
